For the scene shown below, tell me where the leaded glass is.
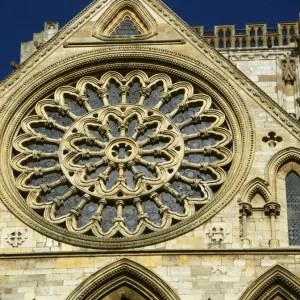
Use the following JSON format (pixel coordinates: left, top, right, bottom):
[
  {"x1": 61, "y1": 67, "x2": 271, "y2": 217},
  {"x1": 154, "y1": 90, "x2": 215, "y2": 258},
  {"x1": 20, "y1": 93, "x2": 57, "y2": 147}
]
[
  {"x1": 286, "y1": 171, "x2": 300, "y2": 245},
  {"x1": 11, "y1": 70, "x2": 233, "y2": 239},
  {"x1": 111, "y1": 17, "x2": 142, "y2": 36}
]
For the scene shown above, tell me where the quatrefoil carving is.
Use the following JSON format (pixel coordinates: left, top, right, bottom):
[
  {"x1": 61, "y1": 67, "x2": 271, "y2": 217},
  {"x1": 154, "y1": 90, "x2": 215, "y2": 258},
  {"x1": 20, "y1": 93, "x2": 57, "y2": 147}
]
[{"x1": 262, "y1": 132, "x2": 283, "y2": 147}]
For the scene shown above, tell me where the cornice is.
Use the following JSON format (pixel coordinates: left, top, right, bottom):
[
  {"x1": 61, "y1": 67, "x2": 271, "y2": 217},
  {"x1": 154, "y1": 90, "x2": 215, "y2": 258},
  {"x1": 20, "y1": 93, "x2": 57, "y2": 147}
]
[{"x1": 1, "y1": 248, "x2": 300, "y2": 260}]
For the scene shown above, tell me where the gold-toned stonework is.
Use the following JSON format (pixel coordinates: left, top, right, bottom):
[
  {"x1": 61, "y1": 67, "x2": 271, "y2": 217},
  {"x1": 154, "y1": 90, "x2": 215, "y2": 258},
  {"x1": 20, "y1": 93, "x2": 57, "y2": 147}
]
[
  {"x1": 0, "y1": 46, "x2": 254, "y2": 248},
  {"x1": 11, "y1": 70, "x2": 232, "y2": 239}
]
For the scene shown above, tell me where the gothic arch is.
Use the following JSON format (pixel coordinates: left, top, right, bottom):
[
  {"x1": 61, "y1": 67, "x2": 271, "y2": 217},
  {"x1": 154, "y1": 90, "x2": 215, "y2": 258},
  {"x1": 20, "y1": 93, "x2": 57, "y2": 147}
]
[
  {"x1": 240, "y1": 177, "x2": 271, "y2": 204},
  {"x1": 239, "y1": 265, "x2": 300, "y2": 300},
  {"x1": 93, "y1": 0, "x2": 158, "y2": 41},
  {"x1": 66, "y1": 258, "x2": 181, "y2": 300},
  {"x1": 266, "y1": 147, "x2": 300, "y2": 200}
]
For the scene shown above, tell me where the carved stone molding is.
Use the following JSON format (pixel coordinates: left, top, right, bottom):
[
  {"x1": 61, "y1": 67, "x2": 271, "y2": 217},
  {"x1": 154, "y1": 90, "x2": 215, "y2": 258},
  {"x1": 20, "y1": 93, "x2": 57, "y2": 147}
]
[
  {"x1": 0, "y1": 50, "x2": 253, "y2": 249},
  {"x1": 240, "y1": 177, "x2": 271, "y2": 204},
  {"x1": 282, "y1": 55, "x2": 297, "y2": 84},
  {"x1": 266, "y1": 147, "x2": 300, "y2": 201},
  {"x1": 5, "y1": 229, "x2": 27, "y2": 248},
  {"x1": 11, "y1": 70, "x2": 232, "y2": 240},
  {"x1": 238, "y1": 202, "x2": 253, "y2": 248},
  {"x1": 66, "y1": 258, "x2": 181, "y2": 300},
  {"x1": 239, "y1": 265, "x2": 300, "y2": 300},
  {"x1": 264, "y1": 202, "x2": 281, "y2": 217},
  {"x1": 205, "y1": 223, "x2": 232, "y2": 245},
  {"x1": 92, "y1": 0, "x2": 158, "y2": 41}
]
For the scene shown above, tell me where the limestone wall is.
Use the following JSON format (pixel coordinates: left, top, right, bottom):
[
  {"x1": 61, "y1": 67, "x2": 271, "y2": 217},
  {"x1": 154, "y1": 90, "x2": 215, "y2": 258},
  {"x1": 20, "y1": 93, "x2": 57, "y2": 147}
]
[
  {"x1": 1, "y1": 253, "x2": 300, "y2": 300},
  {"x1": 20, "y1": 22, "x2": 59, "y2": 63},
  {"x1": 221, "y1": 49, "x2": 300, "y2": 118}
]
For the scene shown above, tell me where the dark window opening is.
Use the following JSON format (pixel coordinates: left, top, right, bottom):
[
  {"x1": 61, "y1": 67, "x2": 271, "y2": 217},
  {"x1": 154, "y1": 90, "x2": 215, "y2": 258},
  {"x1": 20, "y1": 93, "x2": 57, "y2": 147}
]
[{"x1": 286, "y1": 171, "x2": 300, "y2": 245}]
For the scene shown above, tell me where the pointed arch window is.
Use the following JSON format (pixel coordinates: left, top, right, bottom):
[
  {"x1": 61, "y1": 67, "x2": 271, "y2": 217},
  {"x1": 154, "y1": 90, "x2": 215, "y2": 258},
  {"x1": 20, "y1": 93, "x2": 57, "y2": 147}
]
[
  {"x1": 290, "y1": 27, "x2": 295, "y2": 35},
  {"x1": 282, "y1": 27, "x2": 287, "y2": 36},
  {"x1": 111, "y1": 17, "x2": 142, "y2": 36},
  {"x1": 258, "y1": 27, "x2": 263, "y2": 36},
  {"x1": 286, "y1": 171, "x2": 300, "y2": 245}
]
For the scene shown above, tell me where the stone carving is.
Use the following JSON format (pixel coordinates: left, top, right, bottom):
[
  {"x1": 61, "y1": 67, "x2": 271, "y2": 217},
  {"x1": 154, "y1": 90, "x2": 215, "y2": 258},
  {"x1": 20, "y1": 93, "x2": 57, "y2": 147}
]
[
  {"x1": 10, "y1": 61, "x2": 19, "y2": 70},
  {"x1": 262, "y1": 132, "x2": 283, "y2": 147},
  {"x1": 66, "y1": 258, "x2": 181, "y2": 300},
  {"x1": 238, "y1": 202, "x2": 253, "y2": 248},
  {"x1": 5, "y1": 229, "x2": 27, "y2": 247},
  {"x1": 282, "y1": 55, "x2": 297, "y2": 85},
  {"x1": 265, "y1": 202, "x2": 281, "y2": 247},
  {"x1": 206, "y1": 226, "x2": 226, "y2": 244},
  {"x1": 93, "y1": 0, "x2": 157, "y2": 41},
  {"x1": 240, "y1": 265, "x2": 300, "y2": 300},
  {"x1": 11, "y1": 70, "x2": 233, "y2": 239},
  {"x1": 205, "y1": 223, "x2": 232, "y2": 245}
]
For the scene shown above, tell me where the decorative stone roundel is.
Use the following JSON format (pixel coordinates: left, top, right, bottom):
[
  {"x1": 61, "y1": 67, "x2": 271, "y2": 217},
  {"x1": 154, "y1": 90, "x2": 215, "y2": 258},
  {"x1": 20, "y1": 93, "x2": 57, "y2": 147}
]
[{"x1": 11, "y1": 70, "x2": 233, "y2": 239}]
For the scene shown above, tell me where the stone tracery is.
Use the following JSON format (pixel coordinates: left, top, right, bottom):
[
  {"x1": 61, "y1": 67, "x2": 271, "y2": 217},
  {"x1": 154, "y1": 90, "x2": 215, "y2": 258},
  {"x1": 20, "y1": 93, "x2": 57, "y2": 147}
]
[{"x1": 12, "y1": 70, "x2": 233, "y2": 238}]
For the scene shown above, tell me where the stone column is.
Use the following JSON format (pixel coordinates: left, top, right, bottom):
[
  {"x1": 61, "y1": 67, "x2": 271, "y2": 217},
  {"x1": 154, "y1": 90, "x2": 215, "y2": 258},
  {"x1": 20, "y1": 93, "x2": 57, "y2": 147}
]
[
  {"x1": 239, "y1": 202, "x2": 252, "y2": 248},
  {"x1": 264, "y1": 202, "x2": 281, "y2": 248}
]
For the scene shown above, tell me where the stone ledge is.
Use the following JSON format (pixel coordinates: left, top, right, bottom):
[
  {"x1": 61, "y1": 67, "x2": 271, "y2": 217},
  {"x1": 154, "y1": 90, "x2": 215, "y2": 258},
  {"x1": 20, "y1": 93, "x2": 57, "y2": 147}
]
[{"x1": 1, "y1": 248, "x2": 300, "y2": 259}]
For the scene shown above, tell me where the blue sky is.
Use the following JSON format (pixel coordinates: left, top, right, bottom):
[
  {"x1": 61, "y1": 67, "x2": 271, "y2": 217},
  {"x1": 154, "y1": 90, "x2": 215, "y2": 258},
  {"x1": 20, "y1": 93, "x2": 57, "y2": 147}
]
[{"x1": 0, "y1": 0, "x2": 299, "y2": 80}]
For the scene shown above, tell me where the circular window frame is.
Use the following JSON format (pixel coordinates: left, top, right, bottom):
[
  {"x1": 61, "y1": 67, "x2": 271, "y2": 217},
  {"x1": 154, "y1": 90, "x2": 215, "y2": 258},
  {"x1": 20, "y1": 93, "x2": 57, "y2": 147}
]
[{"x1": 0, "y1": 48, "x2": 254, "y2": 249}]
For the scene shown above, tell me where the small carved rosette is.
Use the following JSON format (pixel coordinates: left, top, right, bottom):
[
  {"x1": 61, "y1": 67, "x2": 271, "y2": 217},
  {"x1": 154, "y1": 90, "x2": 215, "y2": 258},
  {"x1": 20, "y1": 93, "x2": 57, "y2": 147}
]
[{"x1": 12, "y1": 70, "x2": 233, "y2": 238}]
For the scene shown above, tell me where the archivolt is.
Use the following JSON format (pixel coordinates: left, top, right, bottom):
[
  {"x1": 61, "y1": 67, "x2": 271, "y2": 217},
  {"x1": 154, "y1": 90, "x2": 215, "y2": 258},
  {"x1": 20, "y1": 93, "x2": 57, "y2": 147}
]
[
  {"x1": 239, "y1": 265, "x2": 300, "y2": 300},
  {"x1": 266, "y1": 147, "x2": 300, "y2": 200},
  {"x1": 93, "y1": 0, "x2": 158, "y2": 40},
  {"x1": 66, "y1": 258, "x2": 181, "y2": 300},
  {"x1": 239, "y1": 177, "x2": 271, "y2": 204}
]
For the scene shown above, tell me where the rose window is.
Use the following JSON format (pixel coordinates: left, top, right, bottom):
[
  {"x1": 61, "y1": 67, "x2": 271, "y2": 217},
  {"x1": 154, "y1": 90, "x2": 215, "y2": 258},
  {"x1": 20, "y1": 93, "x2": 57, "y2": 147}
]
[{"x1": 12, "y1": 70, "x2": 233, "y2": 238}]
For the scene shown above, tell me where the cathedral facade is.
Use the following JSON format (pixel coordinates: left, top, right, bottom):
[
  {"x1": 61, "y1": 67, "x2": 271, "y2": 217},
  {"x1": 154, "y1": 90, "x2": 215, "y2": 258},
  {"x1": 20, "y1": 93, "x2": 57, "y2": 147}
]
[{"x1": 0, "y1": 1, "x2": 300, "y2": 299}]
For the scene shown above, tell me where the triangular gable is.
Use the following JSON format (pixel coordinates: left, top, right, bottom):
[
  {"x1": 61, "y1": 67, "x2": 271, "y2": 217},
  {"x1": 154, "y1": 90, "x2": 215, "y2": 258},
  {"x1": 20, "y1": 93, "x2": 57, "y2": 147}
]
[{"x1": 0, "y1": 0, "x2": 300, "y2": 143}]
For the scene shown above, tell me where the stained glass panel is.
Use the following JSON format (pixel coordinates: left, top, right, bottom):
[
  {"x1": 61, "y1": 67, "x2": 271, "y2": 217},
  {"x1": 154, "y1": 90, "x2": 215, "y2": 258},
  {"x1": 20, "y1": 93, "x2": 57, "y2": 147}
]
[
  {"x1": 111, "y1": 17, "x2": 142, "y2": 36},
  {"x1": 11, "y1": 70, "x2": 233, "y2": 240},
  {"x1": 286, "y1": 171, "x2": 300, "y2": 245}
]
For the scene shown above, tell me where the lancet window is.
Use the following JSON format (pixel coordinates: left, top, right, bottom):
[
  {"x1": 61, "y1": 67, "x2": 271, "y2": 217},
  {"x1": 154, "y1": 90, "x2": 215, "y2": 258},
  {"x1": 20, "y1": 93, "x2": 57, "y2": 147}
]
[{"x1": 286, "y1": 171, "x2": 300, "y2": 245}]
